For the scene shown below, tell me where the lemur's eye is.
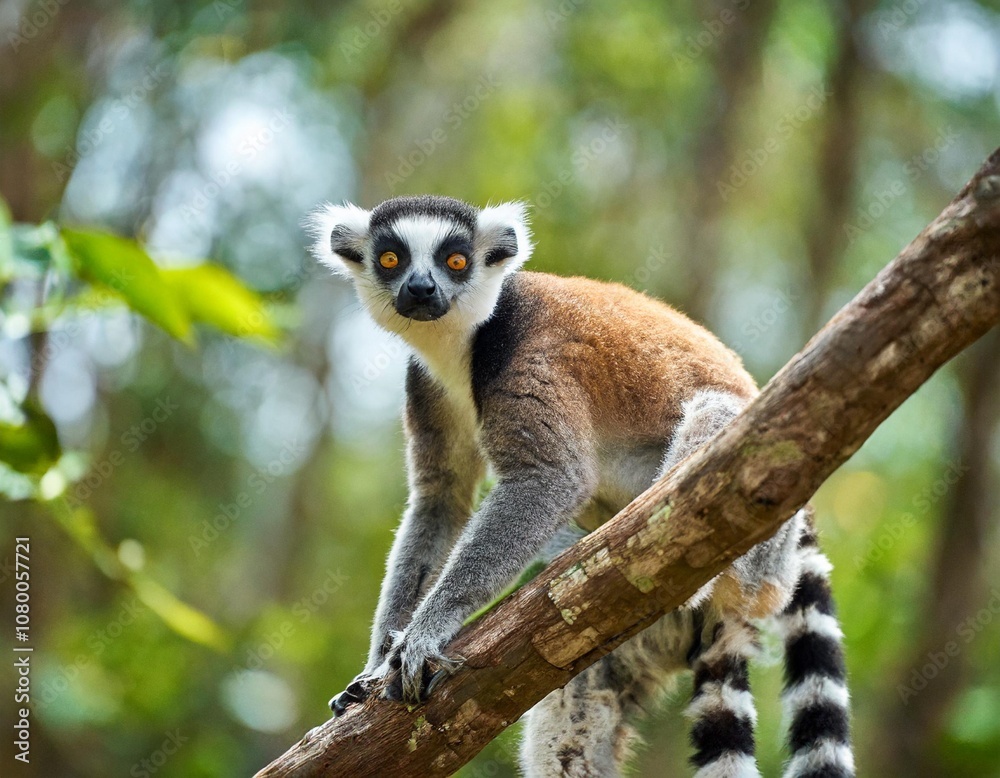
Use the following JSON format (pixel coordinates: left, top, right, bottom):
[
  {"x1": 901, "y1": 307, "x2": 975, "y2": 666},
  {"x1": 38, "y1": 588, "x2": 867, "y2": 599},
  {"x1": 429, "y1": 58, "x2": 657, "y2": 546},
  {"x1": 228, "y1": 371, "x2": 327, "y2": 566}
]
[
  {"x1": 447, "y1": 253, "x2": 467, "y2": 271},
  {"x1": 379, "y1": 251, "x2": 398, "y2": 269}
]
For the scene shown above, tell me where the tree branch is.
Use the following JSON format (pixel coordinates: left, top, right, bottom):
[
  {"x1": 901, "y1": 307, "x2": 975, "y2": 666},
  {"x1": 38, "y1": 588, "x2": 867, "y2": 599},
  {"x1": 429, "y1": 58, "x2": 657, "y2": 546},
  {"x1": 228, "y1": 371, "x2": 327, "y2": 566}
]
[{"x1": 256, "y1": 149, "x2": 1000, "y2": 778}]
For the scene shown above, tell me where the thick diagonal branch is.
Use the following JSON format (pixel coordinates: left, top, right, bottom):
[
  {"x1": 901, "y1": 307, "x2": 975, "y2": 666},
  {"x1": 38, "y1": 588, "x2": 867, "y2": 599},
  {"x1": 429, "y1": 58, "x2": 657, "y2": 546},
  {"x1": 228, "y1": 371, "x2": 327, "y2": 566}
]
[{"x1": 256, "y1": 149, "x2": 1000, "y2": 778}]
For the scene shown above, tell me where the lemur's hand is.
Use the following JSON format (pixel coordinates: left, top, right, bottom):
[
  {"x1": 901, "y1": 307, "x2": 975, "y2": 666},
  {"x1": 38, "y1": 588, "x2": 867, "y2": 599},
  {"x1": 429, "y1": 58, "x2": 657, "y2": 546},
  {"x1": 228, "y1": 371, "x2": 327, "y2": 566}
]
[
  {"x1": 329, "y1": 665, "x2": 387, "y2": 717},
  {"x1": 382, "y1": 628, "x2": 464, "y2": 705}
]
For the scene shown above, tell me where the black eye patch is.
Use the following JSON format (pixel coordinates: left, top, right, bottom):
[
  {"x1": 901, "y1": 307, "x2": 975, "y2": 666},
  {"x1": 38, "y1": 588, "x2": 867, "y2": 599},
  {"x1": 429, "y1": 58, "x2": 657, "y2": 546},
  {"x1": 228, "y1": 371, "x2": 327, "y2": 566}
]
[
  {"x1": 371, "y1": 233, "x2": 411, "y2": 277},
  {"x1": 435, "y1": 234, "x2": 474, "y2": 265}
]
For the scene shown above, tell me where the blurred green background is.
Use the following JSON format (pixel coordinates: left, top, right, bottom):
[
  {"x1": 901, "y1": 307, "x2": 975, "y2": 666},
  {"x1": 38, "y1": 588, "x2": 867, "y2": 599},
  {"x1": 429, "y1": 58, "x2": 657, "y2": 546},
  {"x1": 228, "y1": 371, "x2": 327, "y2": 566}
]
[{"x1": 1, "y1": 0, "x2": 999, "y2": 775}]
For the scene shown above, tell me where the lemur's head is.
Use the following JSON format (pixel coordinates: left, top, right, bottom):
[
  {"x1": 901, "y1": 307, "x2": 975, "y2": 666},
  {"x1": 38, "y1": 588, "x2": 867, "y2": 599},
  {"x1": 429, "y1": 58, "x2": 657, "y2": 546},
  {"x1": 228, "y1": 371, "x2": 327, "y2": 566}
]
[{"x1": 309, "y1": 195, "x2": 532, "y2": 334}]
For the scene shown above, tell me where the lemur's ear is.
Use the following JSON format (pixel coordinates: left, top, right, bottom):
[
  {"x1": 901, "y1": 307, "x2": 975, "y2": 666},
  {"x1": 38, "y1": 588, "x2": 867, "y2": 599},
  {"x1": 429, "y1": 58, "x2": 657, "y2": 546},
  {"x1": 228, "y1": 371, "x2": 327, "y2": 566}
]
[
  {"x1": 306, "y1": 203, "x2": 371, "y2": 275},
  {"x1": 476, "y1": 201, "x2": 533, "y2": 273}
]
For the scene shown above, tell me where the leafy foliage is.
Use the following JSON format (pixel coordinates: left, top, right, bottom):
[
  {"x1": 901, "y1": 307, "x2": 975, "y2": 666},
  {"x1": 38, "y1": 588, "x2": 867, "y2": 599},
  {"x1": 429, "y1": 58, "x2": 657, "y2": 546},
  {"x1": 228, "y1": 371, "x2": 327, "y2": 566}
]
[
  {"x1": 163, "y1": 265, "x2": 278, "y2": 343},
  {"x1": 0, "y1": 402, "x2": 60, "y2": 474},
  {"x1": 0, "y1": 201, "x2": 274, "y2": 726},
  {"x1": 63, "y1": 229, "x2": 195, "y2": 343}
]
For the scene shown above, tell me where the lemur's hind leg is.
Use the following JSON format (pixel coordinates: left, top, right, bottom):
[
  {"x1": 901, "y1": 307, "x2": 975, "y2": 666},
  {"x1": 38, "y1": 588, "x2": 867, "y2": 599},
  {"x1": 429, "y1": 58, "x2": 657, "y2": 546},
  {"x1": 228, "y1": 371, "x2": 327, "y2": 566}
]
[
  {"x1": 661, "y1": 390, "x2": 811, "y2": 777},
  {"x1": 662, "y1": 390, "x2": 851, "y2": 776},
  {"x1": 520, "y1": 391, "x2": 744, "y2": 777},
  {"x1": 658, "y1": 390, "x2": 805, "y2": 621},
  {"x1": 520, "y1": 609, "x2": 697, "y2": 778},
  {"x1": 522, "y1": 390, "x2": 808, "y2": 777}
]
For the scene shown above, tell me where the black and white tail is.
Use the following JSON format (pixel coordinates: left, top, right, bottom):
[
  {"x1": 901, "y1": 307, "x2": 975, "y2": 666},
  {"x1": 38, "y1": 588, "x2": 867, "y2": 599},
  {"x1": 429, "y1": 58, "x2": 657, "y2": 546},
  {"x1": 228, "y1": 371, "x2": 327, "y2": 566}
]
[
  {"x1": 686, "y1": 618, "x2": 762, "y2": 777},
  {"x1": 777, "y1": 530, "x2": 854, "y2": 778}
]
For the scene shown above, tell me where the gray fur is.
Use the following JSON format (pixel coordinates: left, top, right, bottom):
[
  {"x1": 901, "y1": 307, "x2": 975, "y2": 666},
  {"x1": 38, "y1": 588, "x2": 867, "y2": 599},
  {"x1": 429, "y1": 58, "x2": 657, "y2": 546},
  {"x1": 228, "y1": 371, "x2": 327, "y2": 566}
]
[
  {"x1": 522, "y1": 610, "x2": 696, "y2": 777},
  {"x1": 365, "y1": 363, "x2": 483, "y2": 669}
]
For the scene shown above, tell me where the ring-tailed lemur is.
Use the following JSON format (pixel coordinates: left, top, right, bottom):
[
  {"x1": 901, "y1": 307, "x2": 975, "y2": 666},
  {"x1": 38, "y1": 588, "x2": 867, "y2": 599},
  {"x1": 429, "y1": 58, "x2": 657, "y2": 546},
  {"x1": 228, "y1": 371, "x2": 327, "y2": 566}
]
[{"x1": 309, "y1": 195, "x2": 853, "y2": 778}]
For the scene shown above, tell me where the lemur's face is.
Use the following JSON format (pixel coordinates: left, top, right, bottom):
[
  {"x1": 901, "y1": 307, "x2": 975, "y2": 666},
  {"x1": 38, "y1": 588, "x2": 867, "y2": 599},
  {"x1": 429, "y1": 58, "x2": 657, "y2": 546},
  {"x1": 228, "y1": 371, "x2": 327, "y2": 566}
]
[
  {"x1": 309, "y1": 196, "x2": 531, "y2": 334},
  {"x1": 367, "y1": 211, "x2": 474, "y2": 322}
]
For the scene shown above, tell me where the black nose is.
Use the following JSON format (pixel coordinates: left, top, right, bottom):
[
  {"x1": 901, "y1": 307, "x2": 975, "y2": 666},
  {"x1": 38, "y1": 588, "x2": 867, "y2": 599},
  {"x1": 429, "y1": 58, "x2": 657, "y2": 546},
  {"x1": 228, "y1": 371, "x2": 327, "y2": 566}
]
[{"x1": 406, "y1": 273, "x2": 437, "y2": 301}]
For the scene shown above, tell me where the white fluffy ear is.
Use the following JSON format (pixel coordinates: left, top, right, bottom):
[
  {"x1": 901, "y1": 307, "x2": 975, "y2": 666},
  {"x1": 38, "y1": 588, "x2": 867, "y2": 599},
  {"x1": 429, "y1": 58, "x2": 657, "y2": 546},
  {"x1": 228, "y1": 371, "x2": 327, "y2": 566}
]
[
  {"x1": 476, "y1": 201, "x2": 533, "y2": 274},
  {"x1": 305, "y1": 202, "x2": 371, "y2": 275}
]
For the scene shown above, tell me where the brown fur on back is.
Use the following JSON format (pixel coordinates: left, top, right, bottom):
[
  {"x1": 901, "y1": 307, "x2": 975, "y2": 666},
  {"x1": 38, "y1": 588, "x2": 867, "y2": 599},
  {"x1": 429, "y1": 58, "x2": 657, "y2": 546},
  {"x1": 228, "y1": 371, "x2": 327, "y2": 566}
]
[{"x1": 498, "y1": 271, "x2": 757, "y2": 443}]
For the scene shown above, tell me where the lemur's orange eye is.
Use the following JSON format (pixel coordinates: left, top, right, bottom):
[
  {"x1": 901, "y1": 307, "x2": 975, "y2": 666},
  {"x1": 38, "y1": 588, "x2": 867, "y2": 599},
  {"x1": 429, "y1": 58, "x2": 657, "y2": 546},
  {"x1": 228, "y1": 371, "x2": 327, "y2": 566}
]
[
  {"x1": 447, "y1": 253, "x2": 467, "y2": 271},
  {"x1": 379, "y1": 251, "x2": 398, "y2": 269}
]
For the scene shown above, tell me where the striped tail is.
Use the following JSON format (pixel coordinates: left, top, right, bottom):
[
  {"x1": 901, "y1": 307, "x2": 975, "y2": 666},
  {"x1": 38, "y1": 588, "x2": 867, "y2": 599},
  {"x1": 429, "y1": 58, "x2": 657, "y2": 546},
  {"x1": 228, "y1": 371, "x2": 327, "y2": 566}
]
[
  {"x1": 778, "y1": 531, "x2": 854, "y2": 778},
  {"x1": 686, "y1": 618, "x2": 762, "y2": 778}
]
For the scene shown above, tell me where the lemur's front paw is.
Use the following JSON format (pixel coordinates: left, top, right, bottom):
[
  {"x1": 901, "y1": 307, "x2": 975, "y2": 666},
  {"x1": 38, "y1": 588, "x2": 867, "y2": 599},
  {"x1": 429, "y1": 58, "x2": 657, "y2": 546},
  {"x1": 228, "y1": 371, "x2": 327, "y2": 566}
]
[
  {"x1": 383, "y1": 630, "x2": 464, "y2": 705},
  {"x1": 329, "y1": 666, "x2": 386, "y2": 717}
]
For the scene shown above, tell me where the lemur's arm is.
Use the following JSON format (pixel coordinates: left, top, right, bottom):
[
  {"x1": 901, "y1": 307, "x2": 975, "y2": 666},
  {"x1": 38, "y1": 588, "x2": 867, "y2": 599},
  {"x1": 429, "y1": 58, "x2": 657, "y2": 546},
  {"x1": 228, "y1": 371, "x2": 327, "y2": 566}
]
[
  {"x1": 385, "y1": 382, "x2": 597, "y2": 704},
  {"x1": 331, "y1": 363, "x2": 482, "y2": 714}
]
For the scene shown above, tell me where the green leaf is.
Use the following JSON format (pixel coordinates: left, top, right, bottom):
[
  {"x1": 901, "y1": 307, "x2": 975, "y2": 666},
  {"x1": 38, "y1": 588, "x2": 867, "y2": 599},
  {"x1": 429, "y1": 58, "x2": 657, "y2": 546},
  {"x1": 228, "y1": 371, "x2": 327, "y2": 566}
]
[
  {"x1": 132, "y1": 575, "x2": 231, "y2": 653},
  {"x1": 62, "y1": 229, "x2": 193, "y2": 343},
  {"x1": 0, "y1": 404, "x2": 60, "y2": 474},
  {"x1": 163, "y1": 264, "x2": 279, "y2": 342}
]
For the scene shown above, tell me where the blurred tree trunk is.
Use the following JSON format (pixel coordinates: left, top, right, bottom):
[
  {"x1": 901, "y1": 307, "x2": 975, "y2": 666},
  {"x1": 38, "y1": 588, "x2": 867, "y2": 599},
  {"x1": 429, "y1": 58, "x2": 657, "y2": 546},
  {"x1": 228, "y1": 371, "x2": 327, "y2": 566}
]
[
  {"x1": 878, "y1": 327, "x2": 1000, "y2": 777},
  {"x1": 0, "y1": 7, "x2": 107, "y2": 778},
  {"x1": 0, "y1": 6, "x2": 99, "y2": 222},
  {"x1": 355, "y1": 0, "x2": 463, "y2": 204},
  {"x1": 803, "y1": 0, "x2": 873, "y2": 332},
  {"x1": 684, "y1": 0, "x2": 779, "y2": 322}
]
